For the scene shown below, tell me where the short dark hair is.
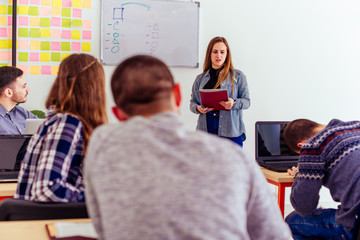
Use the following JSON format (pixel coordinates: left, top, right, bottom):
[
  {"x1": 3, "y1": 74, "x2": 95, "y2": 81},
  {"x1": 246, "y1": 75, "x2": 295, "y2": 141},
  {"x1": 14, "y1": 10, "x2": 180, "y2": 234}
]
[
  {"x1": 111, "y1": 55, "x2": 175, "y2": 116},
  {"x1": 283, "y1": 119, "x2": 320, "y2": 152},
  {"x1": 0, "y1": 66, "x2": 23, "y2": 94}
]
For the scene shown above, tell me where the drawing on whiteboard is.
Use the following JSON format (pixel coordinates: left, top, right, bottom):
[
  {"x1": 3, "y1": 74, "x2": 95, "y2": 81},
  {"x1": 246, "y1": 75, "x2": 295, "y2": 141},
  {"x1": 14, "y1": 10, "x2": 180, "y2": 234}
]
[
  {"x1": 120, "y1": 2, "x2": 151, "y2": 10},
  {"x1": 101, "y1": 0, "x2": 199, "y2": 67}
]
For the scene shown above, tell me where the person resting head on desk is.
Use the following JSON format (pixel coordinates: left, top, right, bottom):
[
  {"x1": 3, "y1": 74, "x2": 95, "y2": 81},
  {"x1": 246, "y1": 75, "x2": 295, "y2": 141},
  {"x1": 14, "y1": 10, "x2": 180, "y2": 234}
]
[
  {"x1": 14, "y1": 53, "x2": 108, "y2": 203},
  {"x1": 283, "y1": 118, "x2": 360, "y2": 240},
  {"x1": 0, "y1": 66, "x2": 37, "y2": 134},
  {"x1": 83, "y1": 54, "x2": 291, "y2": 240}
]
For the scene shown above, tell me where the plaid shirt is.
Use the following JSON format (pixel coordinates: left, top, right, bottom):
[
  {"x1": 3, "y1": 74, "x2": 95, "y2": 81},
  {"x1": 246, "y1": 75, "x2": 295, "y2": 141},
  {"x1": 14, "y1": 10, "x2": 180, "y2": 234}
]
[{"x1": 14, "y1": 107, "x2": 85, "y2": 202}]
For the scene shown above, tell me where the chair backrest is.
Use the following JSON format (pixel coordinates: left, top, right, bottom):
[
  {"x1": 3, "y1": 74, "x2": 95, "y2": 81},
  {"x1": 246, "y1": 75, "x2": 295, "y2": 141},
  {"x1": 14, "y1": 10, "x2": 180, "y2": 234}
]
[{"x1": 0, "y1": 198, "x2": 88, "y2": 221}]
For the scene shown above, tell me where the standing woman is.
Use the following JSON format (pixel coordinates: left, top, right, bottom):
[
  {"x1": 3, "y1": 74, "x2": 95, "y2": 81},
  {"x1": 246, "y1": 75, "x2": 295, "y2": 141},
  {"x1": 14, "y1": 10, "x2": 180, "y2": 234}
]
[
  {"x1": 15, "y1": 53, "x2": 108, "y2": 202},
  {"x1": 190, "y1": 36, "x2": 250, "y2": 146}
]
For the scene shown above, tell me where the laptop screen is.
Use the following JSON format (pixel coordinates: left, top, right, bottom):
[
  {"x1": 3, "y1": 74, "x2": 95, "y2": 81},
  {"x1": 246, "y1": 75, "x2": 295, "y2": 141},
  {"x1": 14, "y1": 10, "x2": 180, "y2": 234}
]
[
  {"x1": 0, "y1": 135, "x2": 31, "y2": 171},
  {"x1": 255, "y1": 121, "x2": 299, "y2": 163}
]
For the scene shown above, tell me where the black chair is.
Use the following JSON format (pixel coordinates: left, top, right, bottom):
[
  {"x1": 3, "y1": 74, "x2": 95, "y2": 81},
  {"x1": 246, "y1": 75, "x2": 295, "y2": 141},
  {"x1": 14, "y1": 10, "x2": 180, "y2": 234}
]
[{"x1": 0, "y1": 198, "x2": 88, "y2": 221}]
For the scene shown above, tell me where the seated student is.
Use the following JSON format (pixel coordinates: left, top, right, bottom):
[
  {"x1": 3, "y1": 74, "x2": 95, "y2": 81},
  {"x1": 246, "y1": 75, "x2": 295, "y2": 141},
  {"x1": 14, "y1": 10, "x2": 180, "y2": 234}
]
[
  {"x1": 283, "y1": 118, "x2": 360, "y2": 240},
  {"x1": 84, "y1": 55, "x2": 291, "y2": 240},
  {"x1": 14, "y1": 54, "x2": 107, "y2": 202},
  {"x1": 0, "y1": 66, "x2": 37, "y2": 134}
]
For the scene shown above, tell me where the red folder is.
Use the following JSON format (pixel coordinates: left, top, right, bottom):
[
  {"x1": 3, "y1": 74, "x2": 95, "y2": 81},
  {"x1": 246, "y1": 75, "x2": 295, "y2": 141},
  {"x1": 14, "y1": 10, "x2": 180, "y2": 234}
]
[{"x1": 199, "y1": 89, "x2": 229, "y2": 111}]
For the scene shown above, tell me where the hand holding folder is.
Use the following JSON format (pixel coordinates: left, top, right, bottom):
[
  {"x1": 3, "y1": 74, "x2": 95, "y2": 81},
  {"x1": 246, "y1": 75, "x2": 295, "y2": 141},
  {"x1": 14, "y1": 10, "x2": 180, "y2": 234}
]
[{"x1": 199, "y1": 89, "x2": 229, "y2": 111}]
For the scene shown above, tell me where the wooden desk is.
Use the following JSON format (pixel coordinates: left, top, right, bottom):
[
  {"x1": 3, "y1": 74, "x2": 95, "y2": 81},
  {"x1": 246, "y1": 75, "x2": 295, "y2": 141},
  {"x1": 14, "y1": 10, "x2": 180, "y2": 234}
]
[
  {"x1": 0, "y1": 183, "x2": 17, "y2": 201},
  {"x1": 0, "y1": 218, "x2": 91, "y2": 240},
  {"x1": 261, "y1": 168, "x2": 294, "y2": 217}
]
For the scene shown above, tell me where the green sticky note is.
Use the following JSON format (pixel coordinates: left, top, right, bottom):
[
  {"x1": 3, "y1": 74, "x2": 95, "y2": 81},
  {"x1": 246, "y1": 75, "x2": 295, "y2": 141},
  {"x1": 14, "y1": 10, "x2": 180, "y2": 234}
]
[
  {"x1": 0, "y1": 63, "x2": 8, "y2": 67},
  {"x1": 61, "y1": 8, "x2": 71, "y2": 17},
  {"x1": 61, "y1": 42, "x2": 70, "y2": 51},
  {"x1": 30, "y1": 28, "x2": 40, "y2": 38},
  {"x1": 72, "y1": 19, "x2": 82, "y2": 27},
  {"x1": 7, "y1": 6, "x2": 12, "y2": 14},
  {"x1": 18, "y1": 28, "x2": 29, "y2": 37},
  {"x1": 0, "y1": 5, "x2": 7, "y2": 15},
  {"x1": 28, "y1": 6, "x2": 39, "y2": 16},
  {"x1": 51, "y1": 52, "x2": 61, "y2": 62},
  {"x1": 61, "y1": 18, "x2": 71, "y2": 28},
  {"x1": 40, "y1": 41, "x2": 50, "y2": 51},
  {"x1": 40, "y1": 18, "x2": 50, "y2": 27},
  {"x1": 18, "y1": 52, "x2": 28, "y2": 62}
]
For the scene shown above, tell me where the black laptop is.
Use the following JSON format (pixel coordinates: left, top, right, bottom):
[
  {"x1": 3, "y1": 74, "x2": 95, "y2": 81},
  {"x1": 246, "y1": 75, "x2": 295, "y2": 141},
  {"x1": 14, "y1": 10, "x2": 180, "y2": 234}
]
[
  {"x1": 0, "y1": 135, "x2": 31, "y2": 182},
  {"x1": 255, "y1": 121, "x2": 299, "y2": 172}
]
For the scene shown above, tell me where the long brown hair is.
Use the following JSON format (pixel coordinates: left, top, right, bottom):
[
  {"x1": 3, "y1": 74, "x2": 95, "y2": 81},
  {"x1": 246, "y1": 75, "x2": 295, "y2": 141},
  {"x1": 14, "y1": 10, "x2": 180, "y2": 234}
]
[
  {"x1": 45, "y1": 53, "x2": 108, "y2": 149},
  {"x1": 203, "y1": 36, "x2": 234, "y2": 93}
]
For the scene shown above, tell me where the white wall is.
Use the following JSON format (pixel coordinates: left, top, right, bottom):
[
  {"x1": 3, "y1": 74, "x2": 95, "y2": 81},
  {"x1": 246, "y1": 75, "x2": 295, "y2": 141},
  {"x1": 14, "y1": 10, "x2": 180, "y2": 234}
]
[{"x1": 22, "y1": 0, "x2": 360, "y2": 204}]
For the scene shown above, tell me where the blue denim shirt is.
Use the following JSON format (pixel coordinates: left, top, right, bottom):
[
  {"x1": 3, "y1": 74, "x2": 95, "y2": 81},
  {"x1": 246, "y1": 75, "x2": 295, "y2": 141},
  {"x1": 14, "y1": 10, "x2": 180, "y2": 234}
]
[
  {"x1": 190, "y1": 69, "x2": 250, "y2": 138},
  {"x1": 0, "y1": 104, "x2": 37, "y2": 134}
]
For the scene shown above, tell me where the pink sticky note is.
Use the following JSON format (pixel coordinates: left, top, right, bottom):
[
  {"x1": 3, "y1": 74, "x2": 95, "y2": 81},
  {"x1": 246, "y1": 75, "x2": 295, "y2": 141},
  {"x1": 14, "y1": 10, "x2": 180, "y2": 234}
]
[
  {"x1": 72, "y1": 8, "x2": 82, "y2": 18},
  {"x1": 30, "y1": 52, "x2": 40, "y2": 61},
  {"x1": 30, "y1": 0, "x2": 40, "y2": 5},
  {"x1": 41, "y1": 66, "x2": 51, "y2": 75},
  {"x1": 0, "y1": 51, "x2": 11, "y2": 61},
  {"x1": 51, "y1": 41, "x2": 60, "y2": 51},
  {"x1": 40, "y1": 7, "x2": 50, "y2": 16},
  {"x1": 0, "y1": 28, "x2": 6, "y2": 37},
  {"x1": 19, "y1": 0, "x2": 28, "y2": 4},
  {"x1": 82, "y1": 30, "x2": 91, "y2": 40},
  {"x1": 61, "y1": 30, "x2": 71, "y2": 39},
  {"x1": 18, "y1": 65, "x2": 29, "y2": 75},
  {"x1": 18, "y1": 16, "x2": 29, "y2": 26},
  {"x1": 82, "y1": 20, "x2": 91, "y2": 29},
  {"x1": 62, "y1": 0, "x2": 71, "y2": 7},
  {"x1": 50, "y1": 17, "x2": 61, "y2": 27},
  {"x1": 51, "y1": 29, "x2": 61, "y2": 38},
  {"x1": 7, "y1": 16, "x2": 12, "y2": 26},
  {"x1": 71, "y1": 42, "x2": 81, "y2": 51},
  {"x1": 18, "y1": 40, "x2": 28, "y2": 49}
]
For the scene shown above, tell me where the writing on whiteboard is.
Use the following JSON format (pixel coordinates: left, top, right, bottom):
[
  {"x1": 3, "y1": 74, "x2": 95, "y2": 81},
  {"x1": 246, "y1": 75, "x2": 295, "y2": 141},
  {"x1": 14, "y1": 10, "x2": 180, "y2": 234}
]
[
  {"x1": 104, "y1": 2, "x2": 160, "y2": 56},
  {"x1": 101, "y1": 0, "x2": 199, "y2": 67}
]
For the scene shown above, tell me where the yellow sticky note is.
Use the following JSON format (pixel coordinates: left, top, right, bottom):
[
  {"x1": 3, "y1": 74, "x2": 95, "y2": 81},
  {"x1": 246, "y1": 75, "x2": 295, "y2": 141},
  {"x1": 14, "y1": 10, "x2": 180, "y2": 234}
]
[
  {"x1": 51, "y1": 66, "x2": 59, "y2": 75},
  {"x1": 7, "y1": 39, "x2": 11, "y2": 48},
  {"x1": 41, "y1": 0, "x2": 51, "y2": 6},
  {"x1": 18, "y1": 5, "x2": 28, "y2": 15},
  {"x1": 40, "y1": 28, "x2": 50, "y2": 37},
  {"x1": 30, "y1": 40, "x2": 40, "y2": 50},
  {"x1": 71, "y1": 30, "x2": 81, "y2": 40},
  {"x1": 52, "y1": 0, "x2": 61, "y2": 7},
  {"x1": 0, "y1": 5, "x2": 7, "y2": 15},
  {"x1": 61, "y1": 53, "x2": 70, "y2": 60},
  {"x1": 72, "y1": 0, "x2": 81, "y2": 8},
  {"x1": 51, "y1": 6, "x2": 61, "y2": 16},
  {"x1": 40, "y1": 52, "x2": 50, "y2": 62},
  {"x1": 82, "y1": 42, "x2": 91, "y2": 52},
  {"x1": 0, "y1": 16, "x2": 7, "y2": 26},
  {"x1": 83, "y1": 0, "x2": 91, "y2": 9},
  {"x1": 0, "y1": 39, "x2": 7, "y2": 49},
  {"x1": 30, "y1": 65, "x2": 41, "y2": 75},
  {"x1": 30, "y1": 17, "x2": 40, "y2": 26}
]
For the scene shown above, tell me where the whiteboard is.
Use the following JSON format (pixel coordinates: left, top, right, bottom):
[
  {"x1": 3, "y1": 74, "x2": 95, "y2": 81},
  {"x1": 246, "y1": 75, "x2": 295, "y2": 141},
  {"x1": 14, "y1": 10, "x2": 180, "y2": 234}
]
[{"x1": 101, "y1": 0, "x2": 199, "y2": 67}]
